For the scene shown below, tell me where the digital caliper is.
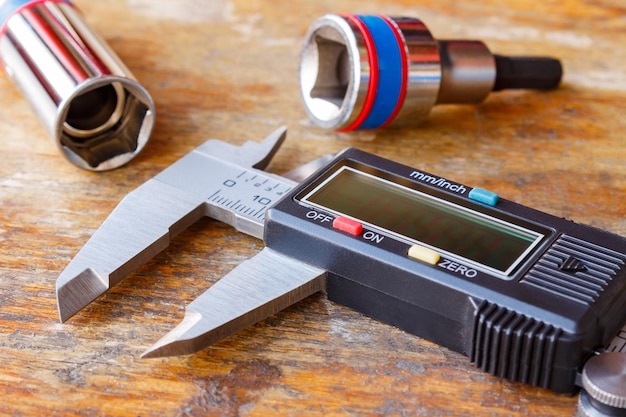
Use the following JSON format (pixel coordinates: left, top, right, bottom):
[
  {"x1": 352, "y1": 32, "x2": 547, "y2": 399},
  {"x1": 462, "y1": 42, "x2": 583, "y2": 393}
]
[
  {"x1": 265, "y1": 147, "x2": 626, "y2": 395},
  {"x1": 55, "y1": 128, "x2": 626, "y2": 413}
]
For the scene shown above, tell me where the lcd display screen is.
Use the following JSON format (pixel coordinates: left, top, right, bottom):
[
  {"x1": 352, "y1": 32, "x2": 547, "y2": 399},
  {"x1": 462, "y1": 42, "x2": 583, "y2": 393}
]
[{"x1": 300, "y1": 166, "x2": 545, "y2": 275}]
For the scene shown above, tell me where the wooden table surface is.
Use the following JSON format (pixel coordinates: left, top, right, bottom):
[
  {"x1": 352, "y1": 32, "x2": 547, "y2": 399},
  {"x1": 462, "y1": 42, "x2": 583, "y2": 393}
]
[{"x1": 1, "y1": 1, "x2": 625, "y2": 416}]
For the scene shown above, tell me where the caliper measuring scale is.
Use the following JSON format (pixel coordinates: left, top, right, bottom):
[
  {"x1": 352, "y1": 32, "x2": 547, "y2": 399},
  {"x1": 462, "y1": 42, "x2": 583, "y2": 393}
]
[{"x1": 55, "y1": 128, "x2": 626, "y2": 414}]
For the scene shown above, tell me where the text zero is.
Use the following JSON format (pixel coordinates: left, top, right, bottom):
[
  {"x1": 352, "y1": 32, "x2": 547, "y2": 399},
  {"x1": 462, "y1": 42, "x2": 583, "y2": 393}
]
[{"x1": 438, "y1": 259, "x2": 478, "y2": 278}]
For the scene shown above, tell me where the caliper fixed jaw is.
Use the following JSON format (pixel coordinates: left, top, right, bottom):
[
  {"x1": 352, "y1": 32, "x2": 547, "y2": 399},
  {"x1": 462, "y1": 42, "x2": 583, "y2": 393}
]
[{"x1": 55, "y1": 126, "x2": 292, "y2": 323}]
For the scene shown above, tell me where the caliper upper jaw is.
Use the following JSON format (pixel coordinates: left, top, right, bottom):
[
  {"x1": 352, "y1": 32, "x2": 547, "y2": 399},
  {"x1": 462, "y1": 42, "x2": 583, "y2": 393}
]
[
  {"x1": 55, "y1": 127, "x2": 290, "y2": 322},
  {"x1": 193, "y1": 126, "x2": 287, "y2": 170},
  {"x1": 56, "y1": 180, "x2": 208, "y2": 322}
]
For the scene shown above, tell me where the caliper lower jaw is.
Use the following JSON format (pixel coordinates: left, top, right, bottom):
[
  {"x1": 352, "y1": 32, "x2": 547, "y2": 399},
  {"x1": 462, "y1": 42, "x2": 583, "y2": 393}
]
[{"x1": 141, "y1": 248, "x2": 327, "y2": 358}]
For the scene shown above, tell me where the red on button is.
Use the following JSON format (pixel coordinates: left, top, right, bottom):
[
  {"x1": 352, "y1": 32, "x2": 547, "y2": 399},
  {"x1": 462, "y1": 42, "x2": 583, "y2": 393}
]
[{"x1": 333, "y1": 216, "x2": 363, "y2": 236}]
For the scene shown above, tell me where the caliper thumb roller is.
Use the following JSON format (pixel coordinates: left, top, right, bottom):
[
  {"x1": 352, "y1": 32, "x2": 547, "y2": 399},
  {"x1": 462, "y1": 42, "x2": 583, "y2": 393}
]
[
  {"x1": 299, "y1": 13, "x2": 563, "y2": 130},
  {"x1": 0, "y1": 0, "x2": 155, "y2": 170}
]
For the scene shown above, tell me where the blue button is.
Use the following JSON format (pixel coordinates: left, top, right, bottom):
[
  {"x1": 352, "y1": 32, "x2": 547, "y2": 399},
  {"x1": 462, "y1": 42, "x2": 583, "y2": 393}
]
[{"x1": 469, "y1": 188, "x2": 499, "y2": 206}]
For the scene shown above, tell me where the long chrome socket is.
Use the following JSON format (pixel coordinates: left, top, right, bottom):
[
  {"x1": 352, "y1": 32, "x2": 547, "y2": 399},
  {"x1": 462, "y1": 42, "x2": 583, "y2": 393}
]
[
  {"x1": 0, "y1": 0, "x2": 155, "y2": 170},
  {"x1": 299, "y1": 14, "x2": 562, "y2": 131}
]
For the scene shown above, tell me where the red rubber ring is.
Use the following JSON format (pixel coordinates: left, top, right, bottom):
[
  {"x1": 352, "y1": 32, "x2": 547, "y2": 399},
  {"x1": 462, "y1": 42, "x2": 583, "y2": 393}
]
[{"x1": 337, "y1": 13, "x2": 379, "y2": 132}]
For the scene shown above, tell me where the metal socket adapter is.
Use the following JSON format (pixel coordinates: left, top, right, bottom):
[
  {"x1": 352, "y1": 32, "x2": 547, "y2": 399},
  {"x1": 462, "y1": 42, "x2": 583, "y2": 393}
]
[
  {"x1": 0, "y1": 0, "x2": 155, "y2": 170},
  {"x1": 299, "y1": 13, "x2": 563, "y2": 131}
]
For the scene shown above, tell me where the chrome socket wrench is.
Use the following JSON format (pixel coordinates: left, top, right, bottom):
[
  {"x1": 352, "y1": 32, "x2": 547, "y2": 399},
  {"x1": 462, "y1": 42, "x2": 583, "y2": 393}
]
[
  {"x1": 0, "y1": 0, "x2": 155, "y2": 170},
  {"x1": 299, "y1": 13, "x2": 562, "y2": 131}
]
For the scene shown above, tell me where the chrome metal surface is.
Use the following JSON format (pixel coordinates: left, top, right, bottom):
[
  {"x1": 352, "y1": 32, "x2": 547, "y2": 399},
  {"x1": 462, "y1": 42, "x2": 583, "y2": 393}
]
[
  {"x1": 297, "y1": 14, "x2": 464, "y2": 130},
  {"x1": 435, "y1": 40, "x2": 496, "y2": 104},
  {"x1": 577, "y1": 352, "x2": 626, "y2": 417},
  {"x1": 299, "y1": 14, "x2": 364, "y2": 130},
  {"x1": 299, "y1": 13, "x2": 561, "y2": 130},
  {"x1": 391, "y1": 17, "x2": 440, "y2": 127},
  {"x1": 0, "y1": 1, "x2": 154, "y2": 170},
  {"x1": 55, "y1": 127, "x2": 295, "y2": 322},
  {"x1": 142, "y1": 248, "x2": 327, "y2": 358}
]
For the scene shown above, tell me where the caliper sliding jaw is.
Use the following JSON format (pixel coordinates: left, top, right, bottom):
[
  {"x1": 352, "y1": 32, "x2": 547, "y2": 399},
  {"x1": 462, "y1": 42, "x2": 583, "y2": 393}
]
[{"x1": 55, "y1": 126, "x2": 307, "y2": 323}]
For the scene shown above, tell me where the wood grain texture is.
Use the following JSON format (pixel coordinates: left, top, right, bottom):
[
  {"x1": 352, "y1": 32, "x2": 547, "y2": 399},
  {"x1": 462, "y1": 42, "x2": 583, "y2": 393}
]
[{"x1": 0, "y1": 0, "x2": 624, "y2": 416}]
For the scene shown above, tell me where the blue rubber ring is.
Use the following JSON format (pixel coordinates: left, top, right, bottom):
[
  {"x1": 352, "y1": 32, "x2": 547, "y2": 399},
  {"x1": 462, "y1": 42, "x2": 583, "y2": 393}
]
[
  {"x1": 1, "y1": 0, "x2": 71, "y2": 27},
  {"x1": 356, "y1": 15, "x2": 404, "y2": 129}
]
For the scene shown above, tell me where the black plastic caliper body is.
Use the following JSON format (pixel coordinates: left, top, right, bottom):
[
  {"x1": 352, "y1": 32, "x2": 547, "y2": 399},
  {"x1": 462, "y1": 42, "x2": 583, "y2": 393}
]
[{"x1": 264, "y1": 148, "x2": 626, "y2": 394}]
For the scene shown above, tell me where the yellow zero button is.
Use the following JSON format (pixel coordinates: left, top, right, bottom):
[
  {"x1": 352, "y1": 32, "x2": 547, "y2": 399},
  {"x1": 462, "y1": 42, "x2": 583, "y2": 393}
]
[{"x1": 408, "y1": 244, "x2": 441, "y2": 265}]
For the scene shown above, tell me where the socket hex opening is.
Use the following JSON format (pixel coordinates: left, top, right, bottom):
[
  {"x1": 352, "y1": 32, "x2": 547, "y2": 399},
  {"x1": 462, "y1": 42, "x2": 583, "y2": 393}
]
[
  {"x1": 309, "y1": 37, "x2": 350, "y2": 110},
  {"x1": 64, "y1": 83, "x2": 125, "y2": 140},
  {"x1": 58, "y1": 78, "x2": 154, "y2": 171},
  {"x1": 299, "y1": 15, "x2": 362, "y2": 130}
]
